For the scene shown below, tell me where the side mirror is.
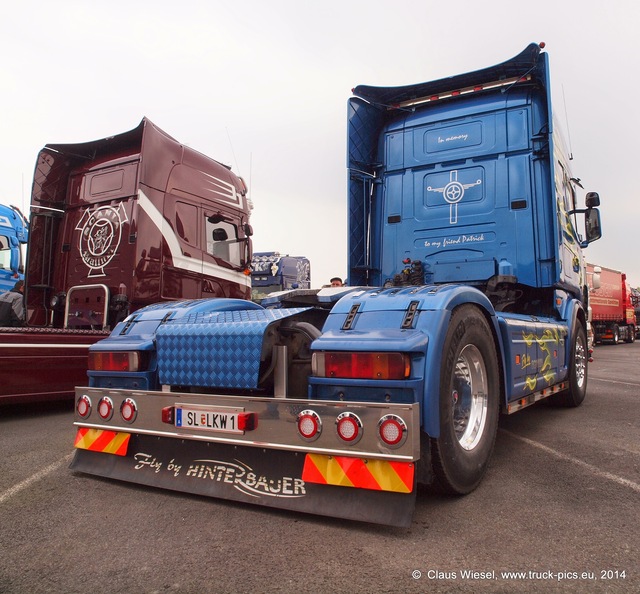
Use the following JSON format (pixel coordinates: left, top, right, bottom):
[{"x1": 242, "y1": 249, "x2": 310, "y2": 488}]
[
  {"x1": 240, "y1": 237, "x2": 252, "y2": 269},
  {"x1": 585, "y1": 192, "x2": 600, "y2": 208},
  {"x1": 244, "y1": 223, "x2": 254, "y2": 237},
  {"x1": 10, "y1": 244, "x2": 20, "y2": 272},
  {"x1": 584, "y1": 208, "x2": 602, "y2": 243},
  {"x1": 208, "y1": 212, "x2": 232, "y2": 224},
  {"x1": 212, "y1": 228, "x2": 229, "y2": 242}
]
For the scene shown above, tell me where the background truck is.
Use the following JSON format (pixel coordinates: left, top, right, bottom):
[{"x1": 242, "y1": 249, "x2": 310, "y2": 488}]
[
  {"x1": 632, "y1": 288, "x2": 640, "y2": 339},
  {"x1": 71, "y1": 44, "x2": 602, "y2": 527},
  {"x1": 586, "y1": 264, "x2": 636, "y2": 344},
  {"x1": 250, "y1": 251, "x2": 310, "y2": 301},
  {"x1": 0, "y1": 204, "x2": 28, "y2": 293},
  {"x1": 0, "y1": 118, "x2": 252, "y2": 404}
]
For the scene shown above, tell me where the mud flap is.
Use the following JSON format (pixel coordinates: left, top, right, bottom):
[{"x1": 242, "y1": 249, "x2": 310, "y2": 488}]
[{"x1": 70, "y1": 434, "x2": 416, "y2": 527}]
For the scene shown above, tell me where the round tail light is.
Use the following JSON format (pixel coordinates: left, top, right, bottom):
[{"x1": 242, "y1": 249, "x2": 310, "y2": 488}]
[
  {"x1": 336, "y1": 412, "x2": 362, "y2": 444},
  {"x1": 120, "y1": 398, "x2": 138, "y2": 423},
  {"x1": 97, "y1": 397, "x2": 114, "y2": 421},
  {"x1": 297, "y1": 410, "x2": 322, "y2": 441},
  {"x1": 378, "y1": 415, "x2": 408, "y2": 448},
  {"x1": 77, "y1": 395, "x2": 92, "y2": 419}
]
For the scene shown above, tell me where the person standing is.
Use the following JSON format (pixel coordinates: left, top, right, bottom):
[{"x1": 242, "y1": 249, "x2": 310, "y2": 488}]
[{"x1": 0, "y1": 280, "x2": 25, "y2": 327}]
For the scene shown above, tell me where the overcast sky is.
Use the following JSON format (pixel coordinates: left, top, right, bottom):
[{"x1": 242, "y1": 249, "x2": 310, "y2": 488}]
[{"x1": 1, "y1": 0, "x2": 638, "y2": 288}]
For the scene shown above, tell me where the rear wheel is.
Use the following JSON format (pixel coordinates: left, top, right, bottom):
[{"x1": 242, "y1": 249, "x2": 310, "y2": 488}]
[
  {"x1": 431, "y1": 305, "x2": 500, "y2": 495},
  {"x1": 549, "y1": 322, "x2": 587, "y2": 407},
  {"x1": 612, "y1": 325, "x2": 620, "y2": 344},
  {"x1": 626, "y1": 327, "x2": 635, "y2": 343}
]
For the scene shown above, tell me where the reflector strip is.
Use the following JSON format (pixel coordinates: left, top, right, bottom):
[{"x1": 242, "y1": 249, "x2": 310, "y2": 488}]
[
  {"x1": 302, "y1": 454, "x2": 414, "y2": 493},
  {"x1": 74, "y1": 428, "x2": 130, "y2": 456},
  {"x1": 391, "y1": 74, "x2": 532, "y2": 109}
]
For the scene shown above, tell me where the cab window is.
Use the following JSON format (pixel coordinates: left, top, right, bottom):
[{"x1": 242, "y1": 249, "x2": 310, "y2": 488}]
[{"x1": 175, "y1": 202, "x2": 197, "y2": 246}]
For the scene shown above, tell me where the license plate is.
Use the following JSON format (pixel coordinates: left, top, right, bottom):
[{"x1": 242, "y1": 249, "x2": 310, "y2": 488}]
[{"x1": 175, "y1": 405, "x2": 244, "y2": 434}]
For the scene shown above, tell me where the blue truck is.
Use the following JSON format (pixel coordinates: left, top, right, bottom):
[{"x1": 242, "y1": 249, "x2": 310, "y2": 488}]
[
  {"x1": 71, "y1": 44, "x2": 602, "y2": 527},
  {"x1": 0, "y1": 204, "x2": 28, "y2": 293},
  {"x1": 250, "y1": 251, "x2": 311, "y2": 301}
]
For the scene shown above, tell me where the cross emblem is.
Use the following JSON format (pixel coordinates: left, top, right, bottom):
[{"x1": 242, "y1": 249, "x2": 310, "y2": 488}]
[{"x1": 427, "y1": 170, "x2": 482, "y2": 224}]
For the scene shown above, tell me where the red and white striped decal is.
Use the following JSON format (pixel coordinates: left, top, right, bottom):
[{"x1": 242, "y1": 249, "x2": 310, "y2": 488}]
[
  {"x1": 302, "y1": 454, "x2": 414, "y2": 493},
  {"x1": 74, "y1": 428, "x2": 130, "y2": 457}
]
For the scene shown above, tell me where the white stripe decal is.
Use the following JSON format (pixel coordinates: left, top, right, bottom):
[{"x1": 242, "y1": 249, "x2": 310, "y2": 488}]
[
  {"x1": 137, "y1": 190, "x2": 249, "y2": 288},
  {"x1": 202, "y1": 171, "x2": 240, "y2": 205}
]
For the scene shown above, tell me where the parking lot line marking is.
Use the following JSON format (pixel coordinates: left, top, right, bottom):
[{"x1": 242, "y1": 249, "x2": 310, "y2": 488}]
[
  {"x1": 0, "y1": 452, "x2": 74, "y2": 505},
  {"x1": 500, "y1": 430, "x2": 640, "y2": 494},
  {"x1": 589, "y1": 376, "x2": 640, "y2": 388}
]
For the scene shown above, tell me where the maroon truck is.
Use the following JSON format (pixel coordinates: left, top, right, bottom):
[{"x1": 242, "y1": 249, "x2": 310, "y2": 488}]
[{"x1": 0, "y1": 118, "x2": 253, "y2": 404}]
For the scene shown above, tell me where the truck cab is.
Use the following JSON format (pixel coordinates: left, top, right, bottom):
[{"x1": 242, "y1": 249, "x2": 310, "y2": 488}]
[
  {"x1": 26, "y1": 118, "x2": 252, "y2": 330},
  {"x1": 1, "y1": 118, "x2": 252, "y2": 404}
]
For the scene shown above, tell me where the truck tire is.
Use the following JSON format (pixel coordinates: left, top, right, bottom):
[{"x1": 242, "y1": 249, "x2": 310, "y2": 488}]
[
  {"x1": 612, "y1": 325, "x2": 620, "y2": 344},
  {"x1": 549, "y1": 322, "x2": 587, "y2": 407},
  {"x1": 430, "y1": 305, "x2": 500, "y2": 495},
  {"x1": 626, "y1": 327, "x2": 635, "y2": 344}
]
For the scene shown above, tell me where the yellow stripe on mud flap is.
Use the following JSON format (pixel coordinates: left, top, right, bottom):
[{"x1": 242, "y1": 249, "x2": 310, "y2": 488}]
[
  {"x1": 74, "y1": 428, "x2": 130, "y2": 456},
  {"x1": 302, "y1": 454, "x2": 414, "y2": 493}
]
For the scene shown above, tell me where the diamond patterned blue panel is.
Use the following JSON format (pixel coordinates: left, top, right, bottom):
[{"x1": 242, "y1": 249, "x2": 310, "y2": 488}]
[{"x1": 156, "y1": 307, "x2": 310, "y2": 389}]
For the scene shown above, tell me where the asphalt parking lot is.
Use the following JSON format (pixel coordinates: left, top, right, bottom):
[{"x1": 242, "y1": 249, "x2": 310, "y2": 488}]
[{"x1": 0, "y1": 342, "x2": 638, "y2": 593}]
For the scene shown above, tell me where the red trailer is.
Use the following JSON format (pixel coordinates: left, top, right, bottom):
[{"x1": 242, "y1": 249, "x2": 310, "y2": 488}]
[
  {"x1": 587, "y1": 264, "x2": 636, "y2": 344},
  {"x1": 0, "y1": 118, "x2": 253, "y2": 404}
]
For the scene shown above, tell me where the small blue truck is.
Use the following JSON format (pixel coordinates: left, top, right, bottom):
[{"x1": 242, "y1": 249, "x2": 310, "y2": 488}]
[
  {"x1": 250, "y1": 252, "x2": 310, "y2": 301},
  {"x1": 0, "y1": 204, "x2": 28, "y2": 293},
  {"x1": 71, "y1": 44, "x2": 602, "y2": 527}
]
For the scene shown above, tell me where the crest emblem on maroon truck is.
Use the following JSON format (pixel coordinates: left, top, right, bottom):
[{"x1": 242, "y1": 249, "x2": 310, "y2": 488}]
[{"x1": 75, "y1": 203, "x2": 128, "y2": 277}]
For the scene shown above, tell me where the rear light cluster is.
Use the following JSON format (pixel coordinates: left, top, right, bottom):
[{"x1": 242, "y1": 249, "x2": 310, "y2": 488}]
[
  {"x1": 378, "y1": 415, "x2": 407, "y2": 446},
  {"x1": 296, "y1": 409, "x2": 408, "y2": 449},
  {"x1": 88, "y1": 350, "x2": 149, "y2": 372},
  {"x1": 297, "y1": 410, "x2": 321, "y2": 442},
  {"x1": 120, "y1": 398, "x2": 138, "y2": 423},
  {"x1": 97, "y1": 396, "x2": 114, "y2": 421},
  {"x1": 312, "y1": 352, "x2": 410, "y2": 380},
  {"x1": 75, "y1": 395, "x2": 138, "y2": 424},
  {"x1": 336, "y1": 412, "x2": 362, "y2": 443}
]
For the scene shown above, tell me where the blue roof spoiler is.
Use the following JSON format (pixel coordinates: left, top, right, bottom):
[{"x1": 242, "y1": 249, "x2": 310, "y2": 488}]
[{"x1": 352, "y1": 43, "x2": 543, "y2": 107}]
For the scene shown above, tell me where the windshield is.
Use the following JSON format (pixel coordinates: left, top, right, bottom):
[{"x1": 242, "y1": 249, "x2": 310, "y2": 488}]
[
  {"x1": 0, "y1": 234, "x2": 11, "y2": 270},
  {"x1": 252, "y1": 283, "x2": 283, "y2": 301}
]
